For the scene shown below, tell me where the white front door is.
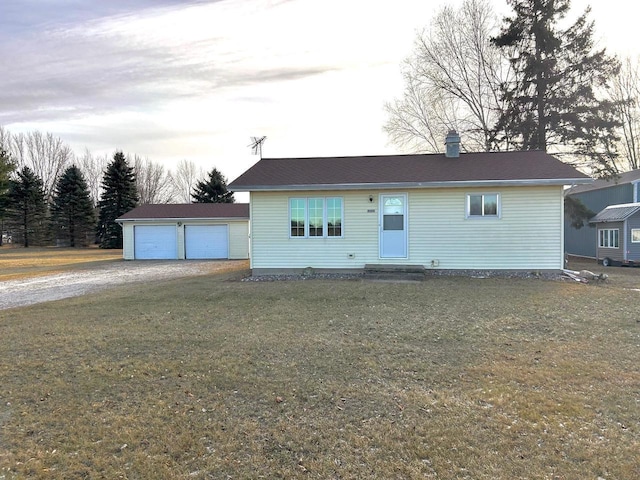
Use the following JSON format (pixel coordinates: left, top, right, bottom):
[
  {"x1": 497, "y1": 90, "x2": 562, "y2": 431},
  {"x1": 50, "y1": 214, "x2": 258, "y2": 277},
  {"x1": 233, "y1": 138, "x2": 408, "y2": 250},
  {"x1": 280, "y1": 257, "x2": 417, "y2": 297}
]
[{"x1": 380, "y1": 194, "x2": 408, "y2": 258}]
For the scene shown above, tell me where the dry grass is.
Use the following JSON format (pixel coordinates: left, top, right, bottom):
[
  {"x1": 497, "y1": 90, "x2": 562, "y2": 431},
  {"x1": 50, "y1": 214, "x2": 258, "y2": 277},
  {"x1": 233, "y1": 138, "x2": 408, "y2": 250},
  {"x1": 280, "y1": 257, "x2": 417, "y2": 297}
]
[
  {"x1": 0, "y1": 246, "x2": 122, "y2": 282},
  {"x1": 0, "y1": 254, "x2": 639, "y2": 478}
]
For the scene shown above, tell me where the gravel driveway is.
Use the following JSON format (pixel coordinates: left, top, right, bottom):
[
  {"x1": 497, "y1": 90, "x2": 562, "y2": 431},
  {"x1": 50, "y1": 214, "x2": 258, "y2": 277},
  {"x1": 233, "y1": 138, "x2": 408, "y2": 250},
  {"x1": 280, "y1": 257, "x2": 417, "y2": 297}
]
[{"x1": 0, "y1": 260, "x2": 246, "y2": 310}]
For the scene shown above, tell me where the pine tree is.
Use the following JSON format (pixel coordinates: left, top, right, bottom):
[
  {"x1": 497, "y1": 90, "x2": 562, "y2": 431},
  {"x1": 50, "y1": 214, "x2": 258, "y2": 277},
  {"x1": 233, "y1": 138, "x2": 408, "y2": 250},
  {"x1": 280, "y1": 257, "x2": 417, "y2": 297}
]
[
  {"x1": 97, "y1": 152, "x2": 138, "y2": 249},
  {"x1": 7, "y1": 166, "x2": 48, "y2": 247},
  {"x1": 0, "y1": 146, "x2": 16, "y2": 246},
  {"x1": 192, "y1": 168, "x2": 235, "y2": 203},
  {"x1": 51, "y1": 165, "x2": 95, "y2": 247},
  {"x1": 492, "y1": 0, "x2": 620, "y2": 174}
]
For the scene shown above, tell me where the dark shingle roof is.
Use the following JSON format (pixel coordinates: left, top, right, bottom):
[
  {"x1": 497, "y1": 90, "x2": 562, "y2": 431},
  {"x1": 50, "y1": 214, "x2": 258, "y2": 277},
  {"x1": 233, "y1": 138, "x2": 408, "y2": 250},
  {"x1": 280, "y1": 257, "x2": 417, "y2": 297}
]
[
  {"x1": 117, "y1": 203, "x2": 249, "y2": 221},
  {"x1": 228, "y1": 151, "x2": 591, "y2": 191},
  {"x1": 590, "y1": 203, "x2": 640, "y2": 223},
  {"x1": 566, "y1": 169, "x2": 640, "y2": 195}
]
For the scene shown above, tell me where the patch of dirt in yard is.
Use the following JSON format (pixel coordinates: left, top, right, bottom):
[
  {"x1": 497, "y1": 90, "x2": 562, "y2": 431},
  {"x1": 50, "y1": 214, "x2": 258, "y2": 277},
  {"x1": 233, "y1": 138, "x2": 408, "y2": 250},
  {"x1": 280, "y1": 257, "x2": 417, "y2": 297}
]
[
  {"x1": 567, "y1": 257, "x2": 640, "y2": 289},
  {"x1": 0, "y1": 260, "x2": 249, "y2": 310}
]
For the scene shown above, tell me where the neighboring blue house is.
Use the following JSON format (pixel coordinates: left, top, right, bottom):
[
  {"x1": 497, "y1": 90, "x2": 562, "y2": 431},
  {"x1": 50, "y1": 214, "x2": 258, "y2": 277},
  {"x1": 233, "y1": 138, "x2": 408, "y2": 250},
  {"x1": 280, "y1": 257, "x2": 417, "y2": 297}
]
[
  {"x1": 565, "y1": 169, "x2": 640, "y2": 258},
  {"x1": 590, "y1": 203, "x2": 640, "y2": 266}
]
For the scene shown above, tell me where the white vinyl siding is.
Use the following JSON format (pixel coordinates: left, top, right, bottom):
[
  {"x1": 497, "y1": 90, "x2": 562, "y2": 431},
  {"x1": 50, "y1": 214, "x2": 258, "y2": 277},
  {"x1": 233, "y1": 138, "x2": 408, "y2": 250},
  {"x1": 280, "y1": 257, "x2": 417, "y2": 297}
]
[
  {"x1": 250, "y1": 186, "x2": 564, "y2": 271},
  {"x1": 122, "y1": 222, "x2": 135, "y2": 259},
  {"x1": 410, "y1": 187, "x2": 562, "y2": 270},
  {"x1": 252, "y1": 191, "x2": 377, "y2": 270},
  {"x1": 228, "y1": 221, "x2": 249, "y2": 259}
]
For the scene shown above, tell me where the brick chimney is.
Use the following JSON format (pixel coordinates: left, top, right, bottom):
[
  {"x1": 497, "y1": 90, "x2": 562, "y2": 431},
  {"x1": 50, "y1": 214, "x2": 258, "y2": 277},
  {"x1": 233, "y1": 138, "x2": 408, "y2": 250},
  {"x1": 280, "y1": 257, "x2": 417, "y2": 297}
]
[{"x1": 445, "y1": 130, "x2": 460, "y2": 158}]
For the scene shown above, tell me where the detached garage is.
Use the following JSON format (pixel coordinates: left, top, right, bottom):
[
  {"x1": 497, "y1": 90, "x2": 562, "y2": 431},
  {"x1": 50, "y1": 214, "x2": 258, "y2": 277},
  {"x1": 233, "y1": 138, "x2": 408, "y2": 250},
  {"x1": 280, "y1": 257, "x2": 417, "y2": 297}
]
[{"x1": 116, "y1": 203, "x2": 249, "y2": 260}]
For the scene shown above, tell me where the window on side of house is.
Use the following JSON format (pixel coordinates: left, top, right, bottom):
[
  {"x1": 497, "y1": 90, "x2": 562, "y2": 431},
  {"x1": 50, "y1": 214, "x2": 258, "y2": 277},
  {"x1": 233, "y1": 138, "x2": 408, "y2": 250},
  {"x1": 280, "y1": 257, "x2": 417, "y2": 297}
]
[
  {"x1": 326, "y1": 197, "x2": 343, "y2": 237},
  {"x1": 632, "y1": 229, "x2": 640, "y2": 243},
  {"x1": 308, "y1": 198, "x2": 324, "y2": 237},
  {"x1": 598, "y1": 228, "x2": 619, "y2": 248},
  {"x1": 289, "y1": 197, "x2": 343, "y2": 238},
  {"x1": 467, "y1": 193, "x2": 499, "y2": 218},
  {"x1": 290, "y1": 198, "x2": 306, "y2": 237}
]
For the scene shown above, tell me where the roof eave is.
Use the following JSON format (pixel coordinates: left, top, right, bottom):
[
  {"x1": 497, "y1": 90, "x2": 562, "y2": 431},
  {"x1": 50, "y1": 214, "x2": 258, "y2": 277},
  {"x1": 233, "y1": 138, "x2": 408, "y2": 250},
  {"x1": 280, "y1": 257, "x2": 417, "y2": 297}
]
[
  {"x1": 116, "y1": 216, "x2": 249, "y2": 223},
  {"x1": 590, "y1": 217, "x2": 625, "y2": 223},
  {"x1": 230, "y1": 177, "x2": 592, "y2": 192}
]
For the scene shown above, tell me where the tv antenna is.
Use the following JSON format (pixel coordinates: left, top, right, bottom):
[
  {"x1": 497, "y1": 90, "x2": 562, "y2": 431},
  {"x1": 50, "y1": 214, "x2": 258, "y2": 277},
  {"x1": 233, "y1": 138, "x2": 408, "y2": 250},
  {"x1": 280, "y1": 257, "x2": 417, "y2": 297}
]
[{"x1": 249, "y1": 136, "x2": 267, "y2": 158}]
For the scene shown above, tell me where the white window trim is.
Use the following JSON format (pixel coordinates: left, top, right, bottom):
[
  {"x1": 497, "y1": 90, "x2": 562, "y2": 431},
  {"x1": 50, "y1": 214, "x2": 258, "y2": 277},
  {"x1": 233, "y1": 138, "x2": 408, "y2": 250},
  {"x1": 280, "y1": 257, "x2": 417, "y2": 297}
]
[
  {"x1": 289, "y1": 197, "x2": 344, "y2": 239},
  {"x1": 465, "y1": 193, "x2": 501, "y2": 219},
  {"x1": 598, "y1": 228, "x2": 619, "y2": 249},
  {"x1": 631, "y1": 228, "x2": 640, "y2": 243}
]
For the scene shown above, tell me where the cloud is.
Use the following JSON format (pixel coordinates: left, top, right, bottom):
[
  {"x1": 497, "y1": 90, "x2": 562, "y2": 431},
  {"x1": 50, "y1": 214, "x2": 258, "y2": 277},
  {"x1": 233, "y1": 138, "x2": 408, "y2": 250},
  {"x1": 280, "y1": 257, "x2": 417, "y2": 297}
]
[{"x1": 0, "y1": 0, "x2": 340, "y2": 125}]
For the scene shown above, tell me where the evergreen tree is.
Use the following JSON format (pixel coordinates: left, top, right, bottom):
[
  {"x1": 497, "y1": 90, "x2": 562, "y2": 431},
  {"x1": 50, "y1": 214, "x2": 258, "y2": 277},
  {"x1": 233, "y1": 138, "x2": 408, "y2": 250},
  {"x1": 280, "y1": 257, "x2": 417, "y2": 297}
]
[
  {"x1": 51, "y1": 165, "x2": 95, "y2": 247},
  {"x1": 97, "y1": 151, "x2": 138, "y2": 249},
  {"x1": 7, "y1": 166, "x2": 48, "y2": 247},
  {"x1": 192, "y1": 168, "x2": 235, "y2": 203},
  {"x1": 0, "y1": 146, "x2": 16, "y2": 246},
  {"x1": 564, "y1": 196, "x2": 595, "y2": 230},
  {"x1": 492, "y1": 0, "x2": 620, "y2": 175}
]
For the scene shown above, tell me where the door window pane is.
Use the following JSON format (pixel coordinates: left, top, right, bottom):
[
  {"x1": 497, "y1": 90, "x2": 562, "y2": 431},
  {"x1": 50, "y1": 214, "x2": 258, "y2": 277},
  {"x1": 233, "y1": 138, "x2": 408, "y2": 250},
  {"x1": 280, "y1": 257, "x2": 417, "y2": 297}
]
[
  {"x1": 383, "y1": 214, "x2": 404, "y2": 230},
  {"x1": 384, "y1": 197, "x2": 403, "y2": 215}
]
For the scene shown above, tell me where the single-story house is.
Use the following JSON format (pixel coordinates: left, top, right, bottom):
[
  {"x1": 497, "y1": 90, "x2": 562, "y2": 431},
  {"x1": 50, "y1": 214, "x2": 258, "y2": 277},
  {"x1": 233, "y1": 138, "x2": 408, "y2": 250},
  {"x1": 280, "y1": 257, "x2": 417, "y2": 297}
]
[
  {"x1": 590, "y1": 202, "x2": 640, "y2": 266},
  {"x1": 565, "y1": 168, "x2": 640, "y2": 257},
  {"x1": 228, "y1": 134, "x2": 592, "y2": 275},
  {"x1": 116, "y1": 203, "x2": 249, "y2": 260}
]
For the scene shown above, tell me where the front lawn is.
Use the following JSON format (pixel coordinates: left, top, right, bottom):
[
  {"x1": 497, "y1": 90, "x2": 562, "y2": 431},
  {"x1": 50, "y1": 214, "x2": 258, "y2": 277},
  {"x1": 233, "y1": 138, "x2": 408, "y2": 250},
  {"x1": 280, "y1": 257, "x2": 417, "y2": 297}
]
[
  {"x1": 0, "y1": 265, "x2": 638, "y2": 478},
  {"x1": 0, "y1": 247, "x2": 122, "y2": 282}
]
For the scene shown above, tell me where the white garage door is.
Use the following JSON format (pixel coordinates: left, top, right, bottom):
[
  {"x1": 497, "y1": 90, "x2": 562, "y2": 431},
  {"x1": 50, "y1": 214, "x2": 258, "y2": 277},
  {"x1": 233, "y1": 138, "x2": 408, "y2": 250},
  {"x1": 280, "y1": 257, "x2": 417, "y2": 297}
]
[
  {"x1": 134, "y1": 225, "x2": 177, "y2": 259},
  {"x1": 185, "y1": 225, "x2": 228, "y2": 259}
]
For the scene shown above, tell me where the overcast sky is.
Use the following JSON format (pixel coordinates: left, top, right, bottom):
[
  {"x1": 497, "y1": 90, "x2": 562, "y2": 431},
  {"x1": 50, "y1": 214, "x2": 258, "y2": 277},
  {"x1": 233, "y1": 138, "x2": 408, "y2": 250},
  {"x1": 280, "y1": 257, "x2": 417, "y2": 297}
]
[{"x1": 1, "y1": 0, "x2": 639, "y2": 186}]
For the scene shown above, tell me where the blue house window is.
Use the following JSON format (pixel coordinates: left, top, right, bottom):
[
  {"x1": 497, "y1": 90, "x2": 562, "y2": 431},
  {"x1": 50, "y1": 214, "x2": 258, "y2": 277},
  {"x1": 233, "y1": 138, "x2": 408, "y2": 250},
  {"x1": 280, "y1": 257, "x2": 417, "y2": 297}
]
[{"x1": 598, "y1": 229, "x2": 619, "y2": 248}]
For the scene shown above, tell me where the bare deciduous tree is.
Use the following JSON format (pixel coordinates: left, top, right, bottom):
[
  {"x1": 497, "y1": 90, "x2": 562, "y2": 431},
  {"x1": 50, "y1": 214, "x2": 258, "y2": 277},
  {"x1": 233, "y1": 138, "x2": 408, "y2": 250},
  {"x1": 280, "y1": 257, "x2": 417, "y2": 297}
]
[
  {"x1": 76, "y1": 148, "x2": 109, "y2": 207},
  {"x1": 10, "y1": 130, "x2": 74, "y2": 203},
  {"x1": 611, "y1": 56, "x2": 640, "y2": 171},
  {"x1": 133, "y1": 155, "x2": 175, "y2": 204},
  {"x1": 385, "y1": 0, "x2": 510, "y2": 153},
  {"x1": 0, "y1": 126, "x2": 11, "y2": 151},
  {"x1": 170, "y1": 159, "x2": 203, "y2": 203}
]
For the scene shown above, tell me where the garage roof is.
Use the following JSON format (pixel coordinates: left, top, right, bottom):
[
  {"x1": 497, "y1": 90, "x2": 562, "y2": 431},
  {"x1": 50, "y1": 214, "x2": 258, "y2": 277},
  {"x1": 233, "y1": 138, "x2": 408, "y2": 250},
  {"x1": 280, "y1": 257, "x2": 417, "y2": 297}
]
[{"x1": 117, "y1": 203, "x2": 249, "y2": 221}]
